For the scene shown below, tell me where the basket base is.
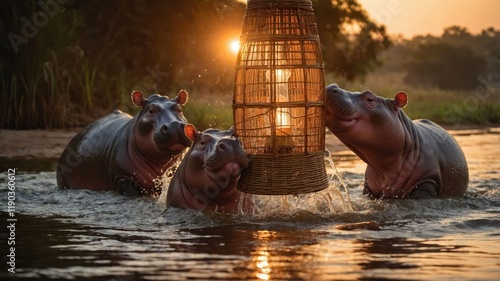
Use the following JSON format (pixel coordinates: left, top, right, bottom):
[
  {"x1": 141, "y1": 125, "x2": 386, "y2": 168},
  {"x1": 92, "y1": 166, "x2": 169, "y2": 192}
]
[{"x1": 237, "y1": 151, "x2": 329, "y2": 195}]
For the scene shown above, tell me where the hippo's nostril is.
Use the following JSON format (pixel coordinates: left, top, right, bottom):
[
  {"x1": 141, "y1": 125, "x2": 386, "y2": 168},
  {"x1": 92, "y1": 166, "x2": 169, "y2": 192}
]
[
  {"x1": 160, "y1": 124, "x2": 169, "y2": 134},
  {"x1": 217, "y1": 142, "x2": 227, "y2": 151}
]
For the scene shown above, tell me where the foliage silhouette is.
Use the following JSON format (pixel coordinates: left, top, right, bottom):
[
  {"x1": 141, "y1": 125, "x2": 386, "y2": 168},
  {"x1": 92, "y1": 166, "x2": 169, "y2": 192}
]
[
  {"x1": 2, "y1": 0, "x2": 388, "y2": 129},
  {"x1": 404, "y1": 42, "x2": 486, "y2": 90}
]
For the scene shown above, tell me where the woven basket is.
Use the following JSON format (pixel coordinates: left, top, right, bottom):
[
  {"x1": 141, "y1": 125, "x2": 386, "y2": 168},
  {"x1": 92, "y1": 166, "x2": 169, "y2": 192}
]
[{"x1": 233, "y1": 0, "x2": 328, "y2": 195}]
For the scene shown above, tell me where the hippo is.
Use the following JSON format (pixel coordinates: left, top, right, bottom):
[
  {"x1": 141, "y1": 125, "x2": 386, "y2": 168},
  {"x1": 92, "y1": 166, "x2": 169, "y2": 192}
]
[
  {"x1": 56, "y1": 90, "x2": 192, "y2": 196},
  {"x1": 325, "y1": 84, "x2": 468, "y2": 199},
  {"x1": 166, "y1": 125, "x2": 252, "y2": 213}
]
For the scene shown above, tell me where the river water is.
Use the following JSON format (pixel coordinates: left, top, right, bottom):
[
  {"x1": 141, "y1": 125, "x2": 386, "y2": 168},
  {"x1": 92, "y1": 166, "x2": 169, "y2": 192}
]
[{"x1": 1, "y1": 132, "x2": 499, "y2": 280}]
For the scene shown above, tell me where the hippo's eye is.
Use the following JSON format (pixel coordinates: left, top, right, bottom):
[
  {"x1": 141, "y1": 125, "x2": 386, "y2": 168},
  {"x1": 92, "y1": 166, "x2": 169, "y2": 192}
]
[
  {"x1": 174, "y1": 104, "x2": 182, "y2": 113},
  {"x1": 197, "y1": 135, "x2": 211, "y2": 150},
  {"x1": 362, "y1": 92, "x2": 377, "y2": 105},
  {"x1": 147, "y1": 105, "x2": 158, "y2": 114}
]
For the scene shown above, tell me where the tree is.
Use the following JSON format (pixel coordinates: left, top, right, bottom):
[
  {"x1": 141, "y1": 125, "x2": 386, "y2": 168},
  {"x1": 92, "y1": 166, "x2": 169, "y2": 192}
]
[
  {"x1": 442, "y1": 25, "x2": 472, "y2": 39},
  {"x1": 313, "y1": 0, "x2": 392, "y2": 80},
  {"x1": 1, "y1": 0, "x2": 391, "y2": 128},
  {"x1": 404, "y1": 42, "x2": 486, "y2": 90}
]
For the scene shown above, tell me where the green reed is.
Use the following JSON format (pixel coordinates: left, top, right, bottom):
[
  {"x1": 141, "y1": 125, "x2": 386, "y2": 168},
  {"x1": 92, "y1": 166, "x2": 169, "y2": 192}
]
[{"x1": 1, "y1": 1, "x2": 132, "y2": 129}]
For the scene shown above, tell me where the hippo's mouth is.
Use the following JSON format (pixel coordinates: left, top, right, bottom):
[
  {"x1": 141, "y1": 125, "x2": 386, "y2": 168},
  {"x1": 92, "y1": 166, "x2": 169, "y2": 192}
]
[
  {"x1": 206, "y1": 161, "x2": 243, "y2": 189},
  {"x1": 328, "y1": 114, "x2": 358, "y2": 132},
  {"x1": 168, "y1": 143, "x2": 188, "y2": 152},
  {"x1": 154, "y1": 132, "x2": 192, "y2": 154},
  {"x1": 154, "y1": 141, "x2": 188, "y2": 155}
]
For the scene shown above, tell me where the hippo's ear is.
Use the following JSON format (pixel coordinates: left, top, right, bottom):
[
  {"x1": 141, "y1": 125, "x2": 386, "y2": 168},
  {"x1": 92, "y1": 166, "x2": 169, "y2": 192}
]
[
  {"x1": 393, "y1": 92, "x2": 408, "y2": 109},
  {"x1": 228, "y1": 126, "x2": 235, "y2": 136},
  {"x1": 131, "y1": 91, "x2": 147, "y2": 107},
  {"x1": 184, "y1": 124, "x2": 199, "y2": 141},
  {"x1": 176, "y1": 90, "x2": 188, "y2": 106}
]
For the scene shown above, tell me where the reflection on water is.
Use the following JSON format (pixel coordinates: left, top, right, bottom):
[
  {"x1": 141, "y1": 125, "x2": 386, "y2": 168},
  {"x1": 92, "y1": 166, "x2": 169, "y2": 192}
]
[{"x1": 1, "y1": 133, "x2": 499, "y2": 280}]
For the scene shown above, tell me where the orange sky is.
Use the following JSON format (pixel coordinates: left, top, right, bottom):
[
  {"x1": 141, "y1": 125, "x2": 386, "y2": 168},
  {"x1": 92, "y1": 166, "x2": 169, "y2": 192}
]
[
  {"x1": 238, "y1": 0, "x2": 500, "y2": 38},
  {"x1": 356, "y1": 0, "x2": 500, "y2": 38}
]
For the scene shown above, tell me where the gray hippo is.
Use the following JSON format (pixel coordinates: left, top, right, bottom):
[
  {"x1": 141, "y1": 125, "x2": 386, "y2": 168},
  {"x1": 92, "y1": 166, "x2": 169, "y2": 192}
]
[
  {"x1": 57, "y1": 90, "x2": 192, "y2": 196},
  {"x1": 325, "y1": 84, "x2": 468, "y2": 199},
  {"x1": 167, "y1": 125, "x2": 252, "y2": 213}
]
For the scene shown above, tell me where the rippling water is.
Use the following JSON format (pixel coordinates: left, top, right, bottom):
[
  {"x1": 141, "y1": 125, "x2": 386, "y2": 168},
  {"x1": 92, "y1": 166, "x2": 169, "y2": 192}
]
[{"x1": 1, "y1": 133, "x2": 499, "y2": 280}]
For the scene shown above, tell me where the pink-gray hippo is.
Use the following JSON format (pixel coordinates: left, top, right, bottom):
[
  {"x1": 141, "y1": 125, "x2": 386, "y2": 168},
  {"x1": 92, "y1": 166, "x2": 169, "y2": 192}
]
[
  {"x1": 57, "y1": 90, "x2": 192, "y2": 196},
  {"x1": 325, "y1": 84, "x2": 469, "y2": 199},
  {"x1": 167, "y1": 125, "x2": 252, "y2": 213}
]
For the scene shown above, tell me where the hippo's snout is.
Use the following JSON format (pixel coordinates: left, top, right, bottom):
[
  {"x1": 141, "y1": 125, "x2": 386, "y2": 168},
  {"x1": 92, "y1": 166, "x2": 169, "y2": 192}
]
[
  {"x1": 154, "y1": 121, "x2": 192, "y2": 150},
  {"x1": 205, "y1": 138, "x2": 249, "y2": 171},
  {"x1": 326, "y1": 84, "x2": 356, "y2": 118},
  {"x1": 325, "y1": 84, "x2": 363, "y2": 132},
  {"x1": 217, "y1": 140, "x2": 228, "y2": 151},
  {"x1": 206, "y1": 141, "x2": 248, "y2": 189},
  {"x1": 160, "y1": 124, "x2": 170, "y2": 135},
  {"x1": 158, "y1": 121, "x2": 184, "y2": 136},
  {"x1": 216, "y1": 139, "x2": 235, "y2": 155}
]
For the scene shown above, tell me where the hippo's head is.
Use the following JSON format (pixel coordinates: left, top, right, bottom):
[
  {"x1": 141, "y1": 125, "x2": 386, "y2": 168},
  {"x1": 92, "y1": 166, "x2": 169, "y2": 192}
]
[
  {"x1": 131, "y1": 90, "x2": 192, "y2": 158},
  {"x1": 325, "y1": 83, "x2": 408, "y2": 156},
  {"x1": 181, "y1": 125, "x2": 249, "y2": 204}
]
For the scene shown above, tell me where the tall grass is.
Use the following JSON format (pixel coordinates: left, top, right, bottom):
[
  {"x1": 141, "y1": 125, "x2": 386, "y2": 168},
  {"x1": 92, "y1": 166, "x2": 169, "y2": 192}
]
[{"x1": 0, "y1": 1, "x2": 133, "y2": 129}]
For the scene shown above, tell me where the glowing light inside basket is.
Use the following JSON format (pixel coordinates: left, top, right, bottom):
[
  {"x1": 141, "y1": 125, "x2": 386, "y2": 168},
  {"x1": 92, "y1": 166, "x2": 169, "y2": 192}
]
[{"x1": 267, "y1": 68, "x2": 292, "y2": 136}]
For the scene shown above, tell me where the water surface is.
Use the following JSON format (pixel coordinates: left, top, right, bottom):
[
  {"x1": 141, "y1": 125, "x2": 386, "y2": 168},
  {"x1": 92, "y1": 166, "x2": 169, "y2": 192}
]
[{"x1": 1, "y1": 133, "x2": 499, "y2": 280}]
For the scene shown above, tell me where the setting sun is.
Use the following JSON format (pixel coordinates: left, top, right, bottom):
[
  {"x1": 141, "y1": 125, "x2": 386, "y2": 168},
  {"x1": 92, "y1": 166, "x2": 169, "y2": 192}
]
[{"x1": 230, "y1": 40, "x2": 240, "y2": 53}]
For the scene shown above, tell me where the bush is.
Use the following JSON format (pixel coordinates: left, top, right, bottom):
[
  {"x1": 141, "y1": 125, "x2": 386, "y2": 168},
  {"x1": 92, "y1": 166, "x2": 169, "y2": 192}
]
[{"x1": 404, "y1": 42, "x2": 486, "y2": 91}]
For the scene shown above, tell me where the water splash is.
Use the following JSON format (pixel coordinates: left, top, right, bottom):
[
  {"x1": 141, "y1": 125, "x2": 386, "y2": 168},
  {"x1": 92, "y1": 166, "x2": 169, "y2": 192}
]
[
  {"x1": 154, "y1": 154, "x2": 184, "y2": 200},
  {"x1": 324, "y1": 149, "x2": 353, "y2": 210},
  {"x1": 230, "y1": 149, "x2": 354, "y2": 219}
]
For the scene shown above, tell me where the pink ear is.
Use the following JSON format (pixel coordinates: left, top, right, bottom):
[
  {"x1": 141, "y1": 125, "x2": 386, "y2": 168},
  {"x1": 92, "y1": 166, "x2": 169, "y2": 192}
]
[
  {"x1": 184, "y1": 124, "x2": 199, "y2": 141},
  {"x1": 177, "y1": 90, "x2": 188, "y2": 106},
  {"x1": 393, "y1": 92, "x2": 408, "y2": 109},
  {"x1": 131, "y1": 91, "x2": 146, "y2": 107}
]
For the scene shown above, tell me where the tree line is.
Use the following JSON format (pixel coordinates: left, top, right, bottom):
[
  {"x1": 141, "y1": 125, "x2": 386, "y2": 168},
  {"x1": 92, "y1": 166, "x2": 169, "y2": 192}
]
[
  {"x1": 2, "y1": 1, "x2": 498, "y2": 129},
  {"x1": 0, "y1": 0, "x2": 390, "y2": 129},
  {"x1": 384, "y1": 26, "x2": 500, "y2": 91}
]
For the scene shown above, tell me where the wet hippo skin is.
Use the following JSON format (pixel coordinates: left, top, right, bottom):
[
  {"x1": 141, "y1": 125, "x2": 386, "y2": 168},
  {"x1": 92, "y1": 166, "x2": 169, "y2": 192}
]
[
  {"x1": 167, "y1": 125, "x2": 252, "y2": 213},
  {"x1": 325, "y1": 84, "x2": 469, "y2": 199},
  {"x1": 57, "y1": 90, "x2": 192, "y2": 196}
]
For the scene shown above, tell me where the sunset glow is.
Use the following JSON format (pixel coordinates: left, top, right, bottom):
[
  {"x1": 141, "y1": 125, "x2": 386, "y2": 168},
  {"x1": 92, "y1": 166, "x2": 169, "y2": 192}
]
[
  {"x1": 357, "y1": 0, "x2": 500, "y2": 38},
  {"x1": 239, "y1": 0, "x2": 500, "y2": 38},
  {"x1": 230, "y1": 40, "x2": 240, "y2": 53}
]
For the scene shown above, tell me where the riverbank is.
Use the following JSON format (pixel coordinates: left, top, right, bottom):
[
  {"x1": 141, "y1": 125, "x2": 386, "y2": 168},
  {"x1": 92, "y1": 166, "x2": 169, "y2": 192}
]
[
  {"x1": 1, "y1": 126, "x2": 499, "y2": 159},
  {"x1": 0, "y1": 129, "x2": 80, "y2": 158}
]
